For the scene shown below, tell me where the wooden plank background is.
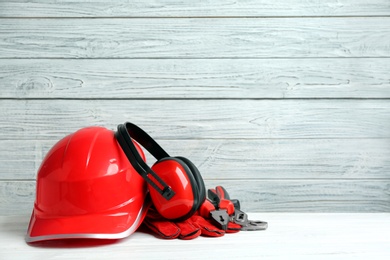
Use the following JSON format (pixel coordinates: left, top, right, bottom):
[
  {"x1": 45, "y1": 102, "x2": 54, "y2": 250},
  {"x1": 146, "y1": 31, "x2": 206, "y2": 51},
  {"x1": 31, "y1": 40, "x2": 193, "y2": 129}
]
[
  {"x1": 0, "y1": 0, "x2": 389, "y2": 215},
  {"x1": 1, "y1": 0, "x2": 390, "y2": 17},
  {"x1": 1, "y1": 18, "x2": 390, "y2": 58}
]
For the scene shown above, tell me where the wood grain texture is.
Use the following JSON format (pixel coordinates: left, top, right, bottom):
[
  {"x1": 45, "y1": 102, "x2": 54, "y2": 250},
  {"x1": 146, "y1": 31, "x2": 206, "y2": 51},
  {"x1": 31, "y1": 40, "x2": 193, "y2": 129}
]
[
  {"x1": 1, "y1": 213, "x2": 390, "y2": 259},
  {"x1": 0, "y1": 1, "x2": 389, "y2": 215},
  {"x1": 1, "y1": 58, "x2": 389, "y2": 99},
  {"x1": 208, "y1": 180, "x2": 390, "y2": 212},
  {"x1": 1, "y1": 139, "x2": 389, "y2": 180},
  {"x1": 1, "y1": 180, "x2": 389, "y2": 215},
  {"x1": 0, "y1": 100, "x2": 389, "y2": 140},
  {"x1": 1, "y1": 18, "x2": 390, "y2": 58},
  {"x1": 1, "y1": 0, "x2": 389, "y2": 17}
]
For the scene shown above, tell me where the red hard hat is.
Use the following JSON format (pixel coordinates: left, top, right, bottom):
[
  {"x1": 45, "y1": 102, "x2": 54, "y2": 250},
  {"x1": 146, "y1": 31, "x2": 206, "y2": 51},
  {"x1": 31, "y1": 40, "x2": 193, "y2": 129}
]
[{"x1": 26, "y1": 126, "x2": 150, "y2": 243}]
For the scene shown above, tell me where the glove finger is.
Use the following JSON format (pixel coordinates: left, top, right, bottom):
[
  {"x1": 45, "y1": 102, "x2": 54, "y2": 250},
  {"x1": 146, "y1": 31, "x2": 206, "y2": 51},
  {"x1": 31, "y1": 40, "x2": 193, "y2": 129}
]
[
  {"x1": 144, "y1": 206, "x2": 163, "y2": 220},
  {"x1": 226, "y1": 222, "x2": 241, "y2": 233},
  {"x1": 176, "y1": 220, "x2": 201, "y2": 240},
  {"x1": 190, "y1": 215, "x2": 225, "y2": 237},
  {"x1": 143, "y1": 219, "x2": 180, "y2": 239}
]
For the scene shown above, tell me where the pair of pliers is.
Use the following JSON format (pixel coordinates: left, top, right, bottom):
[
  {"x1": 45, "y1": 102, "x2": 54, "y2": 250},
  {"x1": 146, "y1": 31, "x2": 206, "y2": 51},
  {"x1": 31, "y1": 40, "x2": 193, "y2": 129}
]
[
  {"x1": 200, "y1": 185, "x2": 244, "y2": 231},
  {"x1": 233, "y1": 208, "x2": 268, "y2": 231},
  {"x1": 209, "y1": 186, "x2": 268, "y2": 231},
  {"x1": 208, "y1": 186, "x2": 235, "y2": 216},
  {"x1": 199, "y1": 199, "x2": 230, "y2": 230}
]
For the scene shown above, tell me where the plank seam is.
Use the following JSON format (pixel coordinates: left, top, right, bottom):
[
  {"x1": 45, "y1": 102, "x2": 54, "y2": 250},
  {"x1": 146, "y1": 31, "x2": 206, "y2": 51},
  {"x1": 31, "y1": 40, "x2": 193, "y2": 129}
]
[
  {"x1": 1, "y1": 97, "x2": 390, "y2": 101},
  {"x1": 1, "y1": 57, "x2": 390, "y2": 60},
  {"x1": 1, "y1": 16, "x2": 390, "y2": 19}
]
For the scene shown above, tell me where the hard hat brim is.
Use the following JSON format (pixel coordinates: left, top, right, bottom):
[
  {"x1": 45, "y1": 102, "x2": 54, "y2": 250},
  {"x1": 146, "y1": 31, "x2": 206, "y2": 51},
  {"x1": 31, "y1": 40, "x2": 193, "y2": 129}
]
[{"x1": 25, "y1": 197, "x2": 151, "y2": 243}]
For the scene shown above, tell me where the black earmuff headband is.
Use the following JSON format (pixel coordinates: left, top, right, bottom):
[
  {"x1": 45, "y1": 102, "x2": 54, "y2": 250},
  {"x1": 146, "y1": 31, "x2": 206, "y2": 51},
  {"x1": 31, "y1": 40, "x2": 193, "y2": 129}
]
[{"x1": 115, "y1": 122, "x2": 175, "y2": 200}]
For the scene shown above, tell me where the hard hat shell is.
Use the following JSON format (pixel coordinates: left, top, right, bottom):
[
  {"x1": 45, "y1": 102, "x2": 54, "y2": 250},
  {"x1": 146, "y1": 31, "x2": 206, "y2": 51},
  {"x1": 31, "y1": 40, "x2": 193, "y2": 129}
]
[{"x1": 26, "y1": 126, "x2": 150, "y2": 243}]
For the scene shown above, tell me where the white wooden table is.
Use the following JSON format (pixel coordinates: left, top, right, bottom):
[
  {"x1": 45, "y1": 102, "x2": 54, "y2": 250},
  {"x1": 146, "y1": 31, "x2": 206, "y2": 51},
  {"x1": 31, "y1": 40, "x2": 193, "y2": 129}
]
[{"x1": 1, "y1": 213, "x2": 389, "y2": 259}]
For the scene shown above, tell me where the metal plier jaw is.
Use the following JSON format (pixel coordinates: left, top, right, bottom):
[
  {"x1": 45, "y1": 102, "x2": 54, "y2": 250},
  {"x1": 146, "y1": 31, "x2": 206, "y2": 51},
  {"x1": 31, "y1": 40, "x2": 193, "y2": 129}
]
[
  {"x1": 233, "y1": 209, "x2": 268, "y2": 231},
  {"x1": 209, "y1": 186, "x2": 268, "y2": 231},
  {"x1": 199, "y1": 199, "x2": 230, "y2": 230},
  {"x1": 210, "y1": 209, "x2": 230, "y2": 230},
  {"x1": 204, "y1": 185, "x2": 268, "y2": 231}
]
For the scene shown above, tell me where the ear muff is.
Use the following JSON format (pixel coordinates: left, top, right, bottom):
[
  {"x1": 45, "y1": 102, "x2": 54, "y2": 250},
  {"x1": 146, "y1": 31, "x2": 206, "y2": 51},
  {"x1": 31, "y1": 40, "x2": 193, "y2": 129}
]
[
  {"x1": 115, "y1": 122, "x2": 206, "y2": 221},
  {"x1": 150, "y1": 157, "x2": 206, "y2": 221},
  {"x1": 115, "y1": 123, "x2": 175, "y2": 201},
  {"x1": 175, "y1": 156, "x2": 206, "y2": 204}
]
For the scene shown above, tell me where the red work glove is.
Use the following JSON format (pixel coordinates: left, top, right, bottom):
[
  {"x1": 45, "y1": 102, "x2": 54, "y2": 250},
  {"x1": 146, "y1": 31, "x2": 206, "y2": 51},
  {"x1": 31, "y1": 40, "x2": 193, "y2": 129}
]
[
  {"x1": 142, "y1": 207, "x2": 225, "y2": 240},
  {"x1": 226, "y1": 221, "x2": 241, "y2": 233}
]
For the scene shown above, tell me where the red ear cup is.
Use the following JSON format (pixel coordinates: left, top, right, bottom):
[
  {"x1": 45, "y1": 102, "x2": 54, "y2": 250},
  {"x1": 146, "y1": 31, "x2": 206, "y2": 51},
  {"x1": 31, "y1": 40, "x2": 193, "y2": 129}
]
[
  {"x1": 149, "y1": 157, "x2": 205, "y2": 221},
  {"x1": 175, "y1": 156, "x2": 206, "y2": 204}
]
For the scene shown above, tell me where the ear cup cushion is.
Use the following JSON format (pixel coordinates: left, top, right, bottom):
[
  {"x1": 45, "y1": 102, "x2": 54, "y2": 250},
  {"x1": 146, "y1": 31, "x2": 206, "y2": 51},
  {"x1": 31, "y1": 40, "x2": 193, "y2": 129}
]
[
  {"x1": 174, "y1": 156, "x2": 206, "y2": 208},
  {"x1": 151, "y1": 157, "x2": 201, "y2": 221}
]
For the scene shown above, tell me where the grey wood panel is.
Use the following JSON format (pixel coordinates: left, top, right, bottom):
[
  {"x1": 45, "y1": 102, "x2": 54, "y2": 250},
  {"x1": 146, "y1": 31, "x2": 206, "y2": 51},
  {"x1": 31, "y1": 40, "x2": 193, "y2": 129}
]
[
  {"x1": 0, "y1": 181, "x2": 35, "y2": 216},
  {"x1": 2, "y1": 58, "x2": 390, "y2": 99},
  {"x1": 1, "y1": 18, "x2": 390, "y2": 58},
  {"x1": 1, "y1": 139, "x2": 389, "y2": 180},
  {"x1": 0, "y1": 0, "x2": 388, "y2": 216},
  {"x1": 0, "y1": 100, "x2": 389, "y2": 140},
  {"x1": 1, "y1": 0, "x2": 389, "y2": 17},
  {"x1": 209, "y1": 180, "x2": 390, "y2": 212},
  {"x1": 1, "y1": 180, "x2": 388, "y2": 215}
]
